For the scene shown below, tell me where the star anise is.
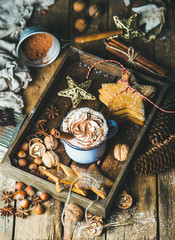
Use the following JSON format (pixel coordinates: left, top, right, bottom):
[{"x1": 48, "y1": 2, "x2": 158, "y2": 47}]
[
  {"x1": 15, "y1": 208, "x2": 30, "y2": 218},
  {"x1": 29, "y1": 195, "x2": 43, "y2": 207},
  {"x1": 1, "y1": 191, "x2": 13, "y2": 204},
  {"x1": 32, "y1": 125, "x2": 48, "y2": 138},
  {"x1": 34, "y1": 119, "x2": 47, "y2": 129},
  {"x1": 45, "y1": 105, "x2": 60, "y2": 119},
  {"x1": 0, "y1": 206, "x2": 15, "y2": 217}
]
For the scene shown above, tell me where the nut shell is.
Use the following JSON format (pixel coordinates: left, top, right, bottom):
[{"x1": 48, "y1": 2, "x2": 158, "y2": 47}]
[
  {"x1": 73, "y1": 0, "x2": 86, "y2": 12},
  {"x1": 42, "y1": 150, "x2": 59, "y2": 168},
  {"x1": 88, "y1": 4, "x2": 102, "y2": 18},
  {"x1": 114, "y1": 144, "x2": 130, "y2": 161},
  {"x1": 65, "y1": 203, "x2": 84, "y2": 222},
  {"x1": 44, "y1": 135, "x2": 58, "y2": 150},
  {"x1": 74, "y1": 18, "x2": 87, "y2": 32},
  {"x1": 29, "y1": 142, "x2": 46, "y2": 158}
]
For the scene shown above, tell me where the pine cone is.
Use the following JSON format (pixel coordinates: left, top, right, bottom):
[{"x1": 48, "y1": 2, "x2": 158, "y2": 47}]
[
  {"x1": 148, "y1": 88, "x2": 175, "y2": 145},
  {"x1": 134, "y1": 135, "x2": 175, "y2": 175}
]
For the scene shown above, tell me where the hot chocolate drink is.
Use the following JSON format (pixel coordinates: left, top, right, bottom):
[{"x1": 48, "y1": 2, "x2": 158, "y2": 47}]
[{"x1": 62, "y1": 107, "x2": 108, "y2": 150}]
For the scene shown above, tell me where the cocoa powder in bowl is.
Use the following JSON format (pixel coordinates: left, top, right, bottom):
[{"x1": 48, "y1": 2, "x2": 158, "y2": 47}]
[{"x1": 21, "y1": 33, "x2": 52, "y2": 61}]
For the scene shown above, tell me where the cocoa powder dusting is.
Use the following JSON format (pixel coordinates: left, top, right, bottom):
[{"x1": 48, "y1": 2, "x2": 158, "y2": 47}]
[{"x1": 22, "y1": 33, "x2": 52, "y2": 61}]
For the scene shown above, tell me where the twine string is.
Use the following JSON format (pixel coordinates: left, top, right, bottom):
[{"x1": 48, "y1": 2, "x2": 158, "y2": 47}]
[
  {"x1": 61, "y1": 175, "x2": 100, "y2": 230},
  {"x1": 127, "y1": 46, "x2": 138, "y2": 66},
  {"x1": 86, "y1": 59, "x2": 175, "y2": 114}
]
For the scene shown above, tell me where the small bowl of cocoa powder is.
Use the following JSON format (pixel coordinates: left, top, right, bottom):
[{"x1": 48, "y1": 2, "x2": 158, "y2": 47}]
[{"x1": 16, "y1": 26, "x2": 60, "y2": 67}]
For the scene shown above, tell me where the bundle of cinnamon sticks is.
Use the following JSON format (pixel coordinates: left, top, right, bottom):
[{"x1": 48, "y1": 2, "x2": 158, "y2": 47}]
[{"x1": 105, "y1": 39, "x2": 167, "y2": 76}]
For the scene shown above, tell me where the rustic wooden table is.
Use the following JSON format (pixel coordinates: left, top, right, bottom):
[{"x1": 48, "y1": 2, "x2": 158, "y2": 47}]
[{"x1": 0, "y1": 0, "x2": 175, "y2": 239}]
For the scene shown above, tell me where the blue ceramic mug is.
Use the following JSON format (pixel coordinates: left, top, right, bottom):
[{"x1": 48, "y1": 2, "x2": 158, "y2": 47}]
[{"x1": 61, "y1": 108, "x2": 118, "y2": 164}]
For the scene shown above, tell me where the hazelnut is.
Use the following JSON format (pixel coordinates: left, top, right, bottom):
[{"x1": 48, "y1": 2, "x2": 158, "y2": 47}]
[
  {"x1": 14, "y1": 190, "x2": 27, "y2": 200},
  {"x1": 73, "y1": 0, "x2": 86, "y2": 13},
  {"x1": 114, "y1": 143, "x2": 130, "y2": 161},
  {"x1": 18, "y1": 158, "x2": 28, "y2": 168},
  {"x1": 44, "y1": 135, "x2": 58, "y2": 150},
  {"x1": 28, "y1": 163, "x2": 38, "y2": 171},
  {"x1": 21, "y1": 142, "x2": 29, "y2": 151},
  {"x1": 16, "y1": 182, "x2": 25, "y2": 191},
  {"x1": 34, "y1": 204, "x2": 45, "y2": 215},
  {"x1": 26, "y1": 186, "x2": 35, "y2": 196},
  {"x1": 29, "y1": 169, "x2": 40, "y2": 176},
  {"x1": 11, "y1": 158, "x2": 18, "y2": 166},
  {"x1": 42, "y1": 150, "x2": 59, "y2": 168},
  {"x1": 17, "y1": 150, "x2": 26, "y2": 158},
  {"x1": 20, "y1": 199, "x2": 30, "y2": 209},
  {"x1": 74, "y1": 18, "x2": 87, "y2": 32},
  {"x1": 40, "y1": 193, "x2": 50, "y2": 201},
  {"x1": 88, "y1": 4, "x2": 102, "y2": 19},
  {"x1": 65, "y1": 203, "x2": 84, "y2": 222},
  {"x1": 34, "y1": 157, "x2": 43, "y2": 165}
]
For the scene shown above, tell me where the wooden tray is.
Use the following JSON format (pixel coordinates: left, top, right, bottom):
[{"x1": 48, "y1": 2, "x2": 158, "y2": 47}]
[{"x1": 0, "y1": 47, "x2": 169, "y2": 217}]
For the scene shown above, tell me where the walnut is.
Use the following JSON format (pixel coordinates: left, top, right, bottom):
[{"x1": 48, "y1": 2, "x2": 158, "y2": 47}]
[
  {"x1": 42, "y1": 150, "x2": 59, "y2": 168},
  {"x1": 29, "y1": 139, "x2": 46, "y2": 158},
  {"x1": 88, "y1": 4, "x2": 102, "y2": 19},
  {"x1": 74, "y1": 18, "x2": 87, "y2": 32},
  {"x1": 44, "y1": 135, "x2": 58, "y2": 150},
  {"x1": 114, "y1": 143, "x2": 130, "y2": 161},
  {"x1": 65, "y1": 203, "x2": 84, "y2": 222}
]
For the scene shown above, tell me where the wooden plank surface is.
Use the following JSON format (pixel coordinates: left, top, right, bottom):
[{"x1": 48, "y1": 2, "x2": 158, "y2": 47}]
[{"x1": 0, "y1": 173, "x2": 15, "y2": 240}]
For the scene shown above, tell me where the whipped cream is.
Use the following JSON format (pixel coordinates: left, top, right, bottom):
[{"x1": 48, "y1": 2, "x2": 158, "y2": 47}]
[{"x1": 62, "y1": 107, "x2": 108, "y2": 150}]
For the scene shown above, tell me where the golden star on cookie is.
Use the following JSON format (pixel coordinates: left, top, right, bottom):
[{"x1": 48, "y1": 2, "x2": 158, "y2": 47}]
[
  {"x1": 113, "y1": 14, "x2": 145, "y2": 41},
  {"x1": 57, "y1": 76, "x2": 96, "y2": 108},
  {"x1": 99, "y1": 73, "x2": 156, "y2": 125},
  {"x1": 71, "y1": 163, "x2": 114, "y2": 199}
]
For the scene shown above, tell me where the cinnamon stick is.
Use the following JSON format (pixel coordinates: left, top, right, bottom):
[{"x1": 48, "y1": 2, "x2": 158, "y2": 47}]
[
  {"x1": 74, "y1": 30, "x2": 123, "y2": 43},
  {"x1": 106, "y1": 39, "x2": 167, "y2": 76},
  {"x1": 51, "y1": 129, "x2": 75, "y2": 140}
]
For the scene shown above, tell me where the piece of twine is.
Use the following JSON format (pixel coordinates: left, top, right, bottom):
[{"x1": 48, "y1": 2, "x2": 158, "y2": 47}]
[
  {"x1": 61, "y1": 175, "x2": 133, "y2": 234},
  {"x1": 61, "y1": 175, "x2": 100, "y2": 230},
  {"x1": 86, "y1": 59, "x2": 175, "y2": 114}
]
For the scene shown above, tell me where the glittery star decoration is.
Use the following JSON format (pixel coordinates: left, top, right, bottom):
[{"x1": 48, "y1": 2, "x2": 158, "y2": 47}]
[
  {"x1": 57, "y1": 76, "x2": 96, "y2": 108},
  {"x1": 113, "y1": 14, "x2": 145, "y2": 41}
]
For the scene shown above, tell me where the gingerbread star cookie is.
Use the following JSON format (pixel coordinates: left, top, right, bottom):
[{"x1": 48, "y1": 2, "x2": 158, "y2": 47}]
[
  {"x1": 58, "y1": 163, "x2": 87, "y2": 196},
  {"x1": 71, "y1": 163, "x2": 114, "y2": 199},
  {"x1": 38, "y1": 166, "x2": 86, "y2": 196},
  {"x1": 38, "y1": 166, "x2": 69, "y2": 193},
  {"x1": 57, "y1": 76, "x2": 96, "y2": 108},
  {"x1": 99, "y1": 73, "x2": 156, "y2": 125}
]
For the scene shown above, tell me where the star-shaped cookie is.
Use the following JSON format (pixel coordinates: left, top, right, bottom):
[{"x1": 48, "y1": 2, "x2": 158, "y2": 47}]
[
  {"x1": 113, "y1": 14, "x2": 145, "y2": 41},
  {"x1": 38, "y1": 166, "x2": 69, "y2": 193},
  {"x1": 71, "y1": 163, "x2": 114, "y2": 199},
  {"x1": 58, "y1": 163, "x2": 87, "y2": 196},
  {"x1": 38, "y1": 166, "x2": 86, "y2": 196},
  {"x1": 99, "y1": 73, "x2": 156, "y2": 124},
  {"x1": 57, "y1": 76, "x2": 96, "y2": 108}
]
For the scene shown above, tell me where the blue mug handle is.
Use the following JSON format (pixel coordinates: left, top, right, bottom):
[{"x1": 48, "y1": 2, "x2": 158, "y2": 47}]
[{"x1": 107, "y1": 120, "x2": 118, "y2": 139}]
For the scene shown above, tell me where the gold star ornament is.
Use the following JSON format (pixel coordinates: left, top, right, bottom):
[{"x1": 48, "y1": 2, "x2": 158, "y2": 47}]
[
  {"x1": 113, "y1": 14, "x2": 145, "y2": 41},
  {"x1": 57, "y1": 76, "x2": 96, "y2": 108}
]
